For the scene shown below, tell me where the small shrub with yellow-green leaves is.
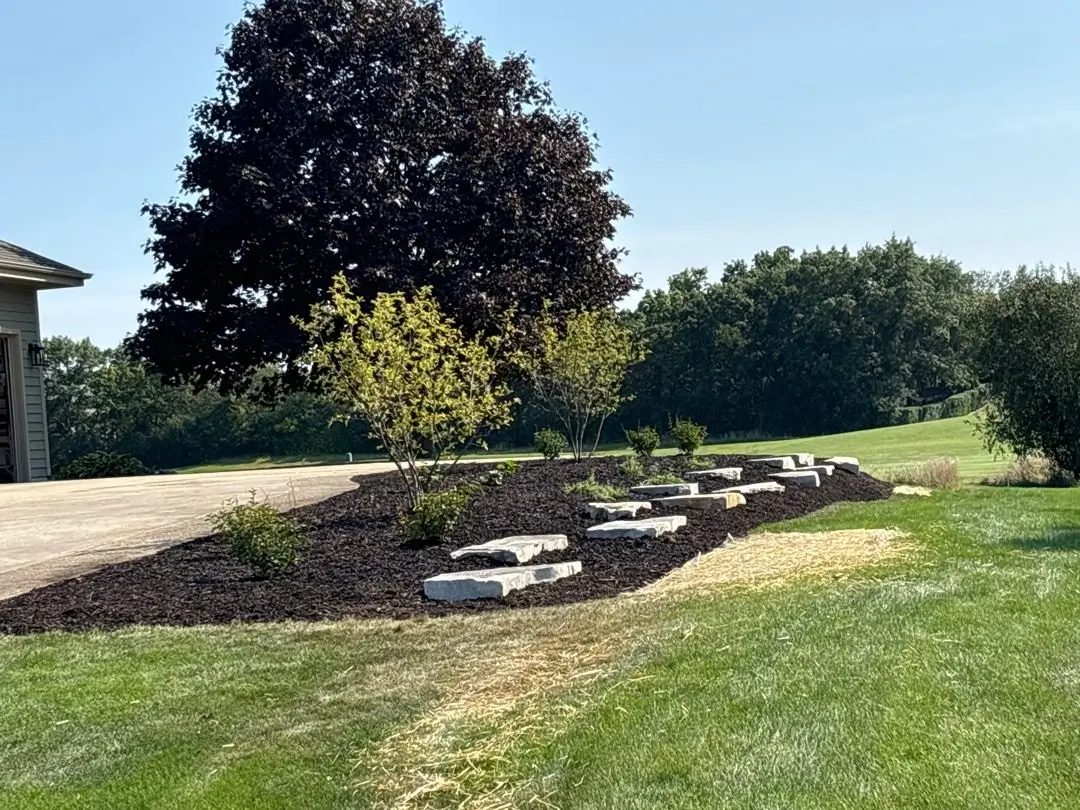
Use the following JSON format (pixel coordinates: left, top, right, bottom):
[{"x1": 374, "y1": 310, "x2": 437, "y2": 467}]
[
  {"x1": 625, "y1": 426, "x2": 661, "y2": 458},
  {"x1": 643, "y1": 471, "x2": 684, "y2": 486},
  {"x1": 210, "y1": 493, "x2": 307, "y2": 578},
  {"x1": 563, "y1": 472, "x2": 625, "y2": 501},
  {"x1": 670, "y1": 418, "x2": 708, "y2": 455},
  {"x1": 534, "y1": 429, "x2": 569, "y2": 461},
  {"x1": 402, "y1": 485, "x2": 480, "y2": 544},
  {"x1": 618, "y1": 455, "x2": 645, "y2": 479}
]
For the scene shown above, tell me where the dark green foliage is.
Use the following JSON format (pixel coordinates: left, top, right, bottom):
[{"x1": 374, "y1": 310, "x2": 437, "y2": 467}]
[
  {"x1": 130, "y1": 0, "x2": 634, "y2": 393},
  {"x1": 56, "y1": 451, "x2": 149, "y2": 480},
  {"x1": 44, "y1": 336, "x2": 374, "y2": 471},
  {"x1": 210, "y1": 497, "x2": 306, "y2": 577},
  {"x1": 670, "y1": 418, "x2": 707, "y2": 456},
  {"x1": 534, "y1": 429, "x2": 568, "y2": 461},
  {"x1": 625, "y1": 426, "x2": 660, "y2": 457},
  {"x1": 620, "y1": 238, "x2": 979, "y2": 438},
  {"x1": 894, "y1": 386, "x2": 990, "y2": 425},
  {"x1": 974, "y1": 267, "x2": 1080, "y2": 476},
  {"x1": 402, "y1": 486, "x2": 478, "y2": 544}
]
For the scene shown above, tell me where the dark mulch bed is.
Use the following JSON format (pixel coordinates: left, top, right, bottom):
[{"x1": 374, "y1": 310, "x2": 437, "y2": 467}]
[{"x1": 0, "y1": 456, "x2": 892, "y2": 635}]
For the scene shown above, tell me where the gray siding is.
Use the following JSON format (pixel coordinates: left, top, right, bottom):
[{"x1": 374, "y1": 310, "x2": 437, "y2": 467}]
[{"x1": 0, "y1": 283, "x2": 48, "y2": 481}]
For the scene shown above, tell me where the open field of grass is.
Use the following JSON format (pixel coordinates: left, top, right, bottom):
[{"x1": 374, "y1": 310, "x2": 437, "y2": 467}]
[
  {"x1": 5, "y1": 481, "x2": 1080, "y2": 808},
  {"x1": 176, "y1": 414, "x2": 1003, "y2": 481}
]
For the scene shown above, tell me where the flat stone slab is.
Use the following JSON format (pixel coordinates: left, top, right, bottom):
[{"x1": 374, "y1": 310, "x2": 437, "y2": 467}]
[
  {"x1": 449, "y1": 534, "x2": 568, "y2": 565},
  {"x1": 802, "y1": 464, "x2": 835, "y2": 477},
  {"x1": 751, "y1": 456, "x2": 796, "y2": 471},
  {"x1": 715, "y1": 481, "x2": 786, "y2": 495},
  {"x1": 424, "y1": 561, "x2": 582, "y2": 602},
  {"x1": 629, "y1": 482, "x2": 698, "y2": 497},
  {"x1": 769, "y1": 470, "x2": 821, "y2": 487},
  {"x1": 585, "y1": 501, "x2": 652, "y2": 520},
  {"x1": 586, "y1": 516, "x2": 687, "y2": 540},
  {"x1": 684, "y1": 467, "x2": 743, "y2": 481},
  {"x1": 825, "y1": 456, "x2": 860, "y2": 474},
  {"x1": 792, "y1": 453, "x2": 815, "y2": 466},
  {"x1": 651, "y1": 492, "x2": 746, "y2": 510}
]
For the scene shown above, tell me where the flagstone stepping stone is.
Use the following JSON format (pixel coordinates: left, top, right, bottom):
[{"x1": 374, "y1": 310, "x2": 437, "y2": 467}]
[
  {"x1": 684, "y1": 467, "x2": 743, "y2": 481},
  {"x1": 825, "y1": 456, "x2": 860, "y2": 474},
  {"x1": 769, "y1": 470, "x2": 821, "y2": 487},
  {"x1": 629, "y1": 482, "x2": 698, "y2": 497},
  {"x1": 449, "y1": 534, "x2": 568, "y2": 565},
  {"x1": 792, "y1": 453, "x2": 815, "y2": 466},
  {"x1": 585, "y1": 516, "x2": 687, "y2": 540},
  {"x1": 802, "y1": 464, "x2": 835, "y2": 477},
  {"x1": 651, "y1": 492, "x2": 746, "y2": 510},
  {"x1": 424, "y1": 561, "x2": 582, "y2": 602},
  {"x1": 584, "y1": 501, "x2": 653, "y2": 520},
  {"x1": 751, "y1": 456, "x2": 796, "y2": 471},
  {"x1": 716, "y1": 481, "x2": 786, "y2": 495}
]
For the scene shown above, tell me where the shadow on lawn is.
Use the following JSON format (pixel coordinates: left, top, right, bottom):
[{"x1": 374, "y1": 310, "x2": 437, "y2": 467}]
[{"x1": 1007, "y1": 528, "x2": 1080, "y2": 552}]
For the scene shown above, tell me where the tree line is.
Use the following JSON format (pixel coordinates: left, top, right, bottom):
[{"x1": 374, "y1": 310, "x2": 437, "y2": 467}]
[{"x1": 46, "y1": 235, "x2": 990, "y2": 471}]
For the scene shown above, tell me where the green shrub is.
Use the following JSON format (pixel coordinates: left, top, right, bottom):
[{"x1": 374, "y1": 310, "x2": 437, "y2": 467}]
[
  {"x1": 56, "y1": 451, "x2": 149, "y2": 480},
  {"x1": 625, "y1": 426, "x2": 660, "y2": 457},
  {"x1": 643, "y1": 471, "x2": 684, "y2": 486},
  {"x1": 563, "y1": 472, "x2": 625, "y2": 501},
  {"x1": 534, "y1": 429, "x2": 568, "y2": 461},
  {"x1": 618, "y1": 455, "x2": 645, "y2": 479},
  {"x1": 670, "y1": 418, "x2": 707, "y2": 456},
  {"x1": 210, "y1": 495, "x2": 306, "y2": 578},
  {"x1": 495, "y1": 459, "x2": 520, "y2": 477},
  {"x1": 402, "y1": 485, "x2": 478, "y2": 544}
]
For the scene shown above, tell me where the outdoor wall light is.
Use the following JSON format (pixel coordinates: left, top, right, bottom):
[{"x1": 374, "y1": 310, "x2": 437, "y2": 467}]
[{"x1": 27, "y1": 342, "x2": 48, "y2": 368}]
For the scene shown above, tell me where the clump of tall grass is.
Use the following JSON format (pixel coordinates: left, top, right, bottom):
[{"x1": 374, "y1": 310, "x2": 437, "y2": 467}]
[{"x1": 881, "y1": 458, "x2": 960, "y2": 489}]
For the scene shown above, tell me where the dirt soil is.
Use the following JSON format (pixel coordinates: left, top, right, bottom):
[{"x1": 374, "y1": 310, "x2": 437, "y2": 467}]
[{"x1": 0, "y1": 456, "x2": 892, "y2": 635}]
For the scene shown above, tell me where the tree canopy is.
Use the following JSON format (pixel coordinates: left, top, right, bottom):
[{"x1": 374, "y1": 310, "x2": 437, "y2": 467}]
[{"x1": 131, "y1": 0, "x2": 634, "y2": 392}]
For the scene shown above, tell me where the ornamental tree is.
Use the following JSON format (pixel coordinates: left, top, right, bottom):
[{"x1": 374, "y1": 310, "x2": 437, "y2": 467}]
[
  {"x1": 298, "y1": 274, "x2": 518, "y2": 508},
  {"x1": 527, "y1": 308, "x2": 644, "y2": 460},
  {"x1": 130, "y1": 0, "x2": 634, "y2": 393}
]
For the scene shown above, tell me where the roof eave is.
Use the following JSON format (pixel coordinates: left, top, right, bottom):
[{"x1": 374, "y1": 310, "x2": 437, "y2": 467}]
[{"x1": 0, "y1": 266, "x2": 90, "y2": 290}]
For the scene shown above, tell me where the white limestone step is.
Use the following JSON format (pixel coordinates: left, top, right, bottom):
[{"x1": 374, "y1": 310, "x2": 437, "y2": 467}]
[
  {"x1": 715, "y1": 481, "x2": 786, "y2": 495},
  {"x1": 424, "y1": 561, "x2": 582, "y2": 602},
  {"x1": 769, "y1": 470, "x2": 821, "y2": 487},
  {"x1": 751, "y1": 456, "x2": 796, "y2": 471},
  {"x1": 802, "y1": 464, "x2": 835, "y2": 477},
  {"x1": 650, "y1": 492, "x2": 746, "y2": 510},
  {"x1": 585, "y1": 516, "x2": 687, "y2": 540},
  {"x1": 825, "y1": 456, "x2": 860, "y2": 474},
  {"x1": 449, "y1": 534, "x2": 568, "y2": 565},
  {"x1": 683, "y1": 467, "x2": 743, "y2": 481},
  {"x1": 584, "y1": 501, "x2": 653, "y2": 520},
  {"x1": 629, "y1": 482, "x2": 698, "y2": 497}
]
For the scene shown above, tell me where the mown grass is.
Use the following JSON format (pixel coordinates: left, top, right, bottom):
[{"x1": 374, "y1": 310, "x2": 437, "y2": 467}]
[{"x1": 5, "y1": 484, "x2": 1080, "y2": 807}]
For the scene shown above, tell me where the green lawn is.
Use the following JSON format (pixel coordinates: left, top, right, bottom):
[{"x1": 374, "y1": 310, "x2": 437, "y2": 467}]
[
  {"x1": 176, "y1": 415, "x2": 1002, "y2": 480},
  {"x1": 5, "y1": 482, "x2": 1080, "y2": 808}
]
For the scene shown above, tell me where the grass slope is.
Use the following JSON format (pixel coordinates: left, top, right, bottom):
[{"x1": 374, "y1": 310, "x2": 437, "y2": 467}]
[{"x1": 5, "y1": 485, "x2": 1080, "y2": 807}]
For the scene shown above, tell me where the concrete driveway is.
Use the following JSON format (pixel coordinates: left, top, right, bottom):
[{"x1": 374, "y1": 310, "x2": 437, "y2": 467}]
[{"x1": 0, "y1": 463, "x2": 396, "y2": 600}]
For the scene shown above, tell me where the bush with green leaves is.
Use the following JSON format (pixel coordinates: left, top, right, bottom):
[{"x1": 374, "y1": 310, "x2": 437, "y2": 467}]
[
  {"x1": 210, "y1": 495, "x2": 306, "y2": 578},
  {"x1": 402, "y1": 485, "x2": 479, "y2": 544},
  {"x1": 56, "y1": 451, "x2": 149, "y2": 481},
  {"x1": 625, "y1": 426, "x2": 660, "y2": 457},
  {"x1": 534, "y1": 429, "x2": 568, "y2": 461},
  {"x1": 670, "y1": 418, "x2": 708, "y2": 456},
  {"x1": 563, "y1": 472, "x2": 625, "y2": 501}
]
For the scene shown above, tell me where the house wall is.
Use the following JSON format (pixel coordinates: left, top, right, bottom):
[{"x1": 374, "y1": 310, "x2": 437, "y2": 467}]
[{"x1": 0, "y1": 282, "x2": 49, "y2": 481}]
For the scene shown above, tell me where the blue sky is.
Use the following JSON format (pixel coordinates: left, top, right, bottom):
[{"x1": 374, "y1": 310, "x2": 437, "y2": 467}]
[{"x1": 2, "y1": 0, "x2": 1079, "y2": 345}]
